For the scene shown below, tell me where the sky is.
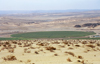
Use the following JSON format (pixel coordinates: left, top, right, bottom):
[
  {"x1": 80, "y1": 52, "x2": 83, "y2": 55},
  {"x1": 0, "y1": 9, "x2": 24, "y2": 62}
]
[{"x1": 0, "y1": 0, "x2": 100, "y2": 10}]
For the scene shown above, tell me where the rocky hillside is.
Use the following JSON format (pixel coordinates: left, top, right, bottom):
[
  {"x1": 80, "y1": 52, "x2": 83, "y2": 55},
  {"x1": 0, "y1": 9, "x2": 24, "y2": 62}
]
[{"x1": 74, "y1": 23, "x2": 100, "y2": 28}]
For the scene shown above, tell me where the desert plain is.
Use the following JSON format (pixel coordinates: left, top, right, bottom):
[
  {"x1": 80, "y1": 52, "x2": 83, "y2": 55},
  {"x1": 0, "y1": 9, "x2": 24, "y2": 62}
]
[
  {"x1": 0, "y1": 10, "x2": 100, "y2": 64},
  {"x1": 0, "y1": 39, "x2": 100, "y2": 64}
]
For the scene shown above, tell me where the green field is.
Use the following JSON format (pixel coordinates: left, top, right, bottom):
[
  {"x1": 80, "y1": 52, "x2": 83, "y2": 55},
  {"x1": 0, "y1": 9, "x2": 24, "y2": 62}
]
[
  {"x1": 11, "y1": 31, "x2": 96, "y2": 38},
  {"x1": 0, "y1": 37, "x2": 30, "y2": 40},
  {"x1": 72, "y1": 37, "x2": 100, "y2": 40}
]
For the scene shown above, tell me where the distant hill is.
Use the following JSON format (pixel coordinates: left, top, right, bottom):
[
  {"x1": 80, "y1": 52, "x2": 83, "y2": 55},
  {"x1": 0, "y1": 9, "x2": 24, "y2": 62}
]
[{"x1": 0, "y1": 10, "x2": 98, "y2": 15}]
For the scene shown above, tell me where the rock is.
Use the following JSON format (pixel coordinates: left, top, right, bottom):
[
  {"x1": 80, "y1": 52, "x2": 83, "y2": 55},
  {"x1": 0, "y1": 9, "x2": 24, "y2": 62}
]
[
  {"x1": 74, "y1": 23, "x2": 100, "y2": 28},
  {"x1": 82, "y1": 23, "x2": 100, "y2": 28},
  {"x1": 74, "y1": 25, "x2": 81, "y2": 28}
]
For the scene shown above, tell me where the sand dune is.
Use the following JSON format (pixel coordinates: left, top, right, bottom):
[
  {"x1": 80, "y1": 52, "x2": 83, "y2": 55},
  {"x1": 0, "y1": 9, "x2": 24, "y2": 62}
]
[{"x1": 0, "y1": 39, "x2": 100, "y2": 64}]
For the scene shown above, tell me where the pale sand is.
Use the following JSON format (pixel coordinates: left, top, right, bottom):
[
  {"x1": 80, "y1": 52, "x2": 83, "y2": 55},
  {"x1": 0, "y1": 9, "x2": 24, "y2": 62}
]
[{"x1": 0, "y1": 39, "x2": 100, "y2": 64}]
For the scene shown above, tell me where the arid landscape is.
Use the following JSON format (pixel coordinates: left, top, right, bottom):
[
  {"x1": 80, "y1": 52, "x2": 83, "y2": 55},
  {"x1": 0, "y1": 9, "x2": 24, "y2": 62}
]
[
  {"x1": 0, "y1": 39, "x2": 100, "y2": 64},
  {"x1": 0, "y1": 10, "x2": 100, "y2": 64},
  {"x1": 1, "y1": 0, "x2": 100, "y2": 64},
  {"x1": 0, "y1": 10, "x2": 100, "y2": 38}
]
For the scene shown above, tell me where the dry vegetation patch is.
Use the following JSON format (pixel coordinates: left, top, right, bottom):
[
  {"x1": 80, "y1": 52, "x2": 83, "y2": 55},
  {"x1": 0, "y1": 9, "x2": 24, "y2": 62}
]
[
  {"x1": 67, "y1": 58, "x2": 72, "y2": 62},
  {"x1": 78, "y1": 55, "x2": 83, "y2": 59},
  {"x1": 2, "y1": 55, "x2": 17, "y2": 61},
  {"x1": 86, "y1": 45, "x2": 95, "y2": 48},
  {"x1": 0, "y1": 39, "x2": 100, "y2": 64},
  {"x1": 45, "y1": 46, "x2": 56, "y2": 51},
  {"x1": 65, "y1": 51, "x2": 75, "y2": 57}
]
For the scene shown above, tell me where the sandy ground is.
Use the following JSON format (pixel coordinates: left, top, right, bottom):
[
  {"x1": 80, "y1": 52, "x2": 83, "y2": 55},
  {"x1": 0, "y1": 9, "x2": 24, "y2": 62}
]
[{"x1": 0, "y1": 39, "x2": 100, "y2": 64}]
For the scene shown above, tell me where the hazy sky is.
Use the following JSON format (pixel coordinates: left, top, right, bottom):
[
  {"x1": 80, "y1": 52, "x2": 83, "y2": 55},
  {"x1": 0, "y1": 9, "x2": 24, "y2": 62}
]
[{"x1": 0, "y1": 0, "x2": 100, "y2": 10}]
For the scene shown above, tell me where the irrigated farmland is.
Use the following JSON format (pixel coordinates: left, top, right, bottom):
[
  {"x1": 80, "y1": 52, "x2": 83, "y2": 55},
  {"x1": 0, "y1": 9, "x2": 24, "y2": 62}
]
[{"x1": 11, "y1": 31, "x2": 95, "y2": 38}]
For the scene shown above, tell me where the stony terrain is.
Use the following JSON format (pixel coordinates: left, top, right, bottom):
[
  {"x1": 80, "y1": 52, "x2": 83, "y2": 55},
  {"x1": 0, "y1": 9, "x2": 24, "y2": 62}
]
[{"x1": 0, "y1": 39, "x2": 100, "y2": 64}]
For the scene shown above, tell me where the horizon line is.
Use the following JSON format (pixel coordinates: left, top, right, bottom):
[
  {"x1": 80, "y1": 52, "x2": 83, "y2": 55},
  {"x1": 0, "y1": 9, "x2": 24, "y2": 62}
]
[{"x1": 0, "y1": 9, "x2": 100, "y2": 11}]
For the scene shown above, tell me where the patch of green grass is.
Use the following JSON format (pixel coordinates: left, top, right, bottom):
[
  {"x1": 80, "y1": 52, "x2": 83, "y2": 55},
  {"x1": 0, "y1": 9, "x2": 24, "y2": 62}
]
[
  {"x1": 11, "y1": 31, "x2": 96, "y2": 38},
  {"x1": 0, "y1": 37, "x2": 31, "y2": 40},
  {"x1": 73, "y1": 38, "x2": 100, "y2": 40}
]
